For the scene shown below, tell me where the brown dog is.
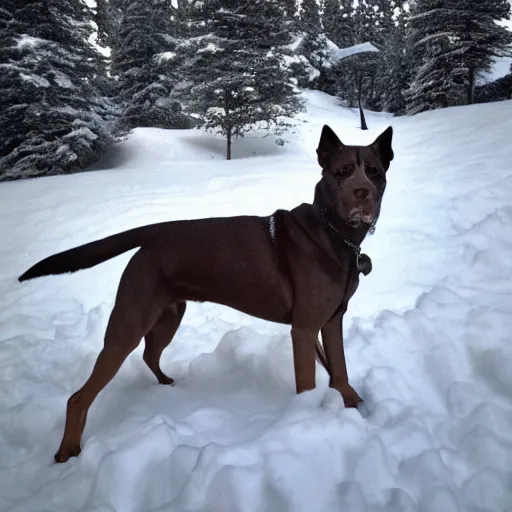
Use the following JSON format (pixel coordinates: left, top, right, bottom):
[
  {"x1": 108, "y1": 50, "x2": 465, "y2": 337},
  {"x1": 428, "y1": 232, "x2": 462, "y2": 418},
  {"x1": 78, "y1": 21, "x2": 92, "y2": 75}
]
[{"x1": 19, "y1": 124, "x2": 393, "y2": 462}]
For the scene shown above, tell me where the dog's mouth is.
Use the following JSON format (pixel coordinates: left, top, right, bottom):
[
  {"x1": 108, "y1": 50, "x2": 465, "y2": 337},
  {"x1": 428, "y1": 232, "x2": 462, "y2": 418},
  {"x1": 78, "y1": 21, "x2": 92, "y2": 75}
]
[{"x1": 347, "y1": 207, "x2": 374, "y2": 227}]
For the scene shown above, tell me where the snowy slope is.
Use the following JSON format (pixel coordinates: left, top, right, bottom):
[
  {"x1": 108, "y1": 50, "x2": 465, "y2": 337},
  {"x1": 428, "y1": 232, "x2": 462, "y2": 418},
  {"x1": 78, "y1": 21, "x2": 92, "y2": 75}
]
[{"x1": 1, "y1": 92, "x2": 512, "y2": 512}]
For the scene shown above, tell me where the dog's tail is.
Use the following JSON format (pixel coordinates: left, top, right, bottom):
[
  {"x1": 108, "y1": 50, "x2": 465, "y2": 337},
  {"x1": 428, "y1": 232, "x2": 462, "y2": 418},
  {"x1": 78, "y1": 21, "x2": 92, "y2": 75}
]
[{"x1": 18, "y1": 224, "x2": 162, "y2": 282}]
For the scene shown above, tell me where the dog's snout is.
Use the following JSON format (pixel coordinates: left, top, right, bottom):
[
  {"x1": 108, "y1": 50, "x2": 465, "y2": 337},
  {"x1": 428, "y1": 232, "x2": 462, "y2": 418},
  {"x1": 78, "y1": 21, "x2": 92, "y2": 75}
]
[{"x1": 353, "y1": 187, "x2": 370, "y2": 201}]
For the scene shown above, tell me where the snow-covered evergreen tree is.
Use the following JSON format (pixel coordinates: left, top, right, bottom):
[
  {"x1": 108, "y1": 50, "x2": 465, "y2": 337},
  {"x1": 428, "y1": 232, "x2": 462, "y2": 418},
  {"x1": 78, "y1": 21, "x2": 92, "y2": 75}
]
[
  {"x1": 300, "y1": 0, "x2": 321, "y2": 32},
  {"x1": 182, "y1": 0, "x2": 304, "y2": 160},
  {"x1": 111, "y1": 0, "x2": 191, "y2": 132},
  {"x1": 405, "y1": 0, "x2": 464, "y2": 114},
  {"x1": 368, "y1": 0, "x2": 410, "y2": 114},
  {"x1": 327, "y1": 1, "x2": 382, "y2": 108},
  {"x1": 95, "y1": 0, "x2": 114, "y2": 48},
  {"x1": 382, "y1": 5, "x2": 410, "y2": 115},
  {"x1": 406, "y1": 0, "x2": 511, "y2": 113},
  {"x1": 290, "y1": 0, "x2": 330, "y2": 87},
  {"x1": 0, "y1": 0, "x2": 114, "y2": 181},
  {"x1": 318, "y1": 0, "x2": 355, "y2": 96},
  {"x1": 282, "y1": 0, "x2": 298, "y2": 20},
  {"x1": 336, "y1": 48, "x2": 382, "y2": 108},
  {"x1": 449, "y1": 0, "x2": 512, "y2": 104},
  {"x1": 322, "y1": 0, "x2": 354, "y2": 49},
  {"x1": 292, "y1": 34, "x2": 331, "y2": 88},
  {"x1": 354, "y1": 0, "x2": 384, "y2": 108},
  {"x1": 319, "y1": 0, "x2": 411, "y2": 114},
  {"x1": 174, "y1": 0, "x2": 212, "y2": 38},
  {"x1": 354, "y1": 0, "x2": 379, "y2": 45}
]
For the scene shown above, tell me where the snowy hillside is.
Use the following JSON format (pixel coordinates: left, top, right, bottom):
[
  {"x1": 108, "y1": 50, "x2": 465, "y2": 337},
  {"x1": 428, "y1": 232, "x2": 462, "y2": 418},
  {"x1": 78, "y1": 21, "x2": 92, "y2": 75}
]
[{"x1": 1, "y1": 91, "x2": 512, "y2": 512}]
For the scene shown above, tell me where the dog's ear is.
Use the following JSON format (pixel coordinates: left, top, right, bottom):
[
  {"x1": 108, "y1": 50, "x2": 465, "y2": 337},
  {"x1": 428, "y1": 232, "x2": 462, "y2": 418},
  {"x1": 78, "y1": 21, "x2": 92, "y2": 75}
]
[
  {"x1": 317, "y1": 125, "x2": 344, "y2": 169},
  {"x1": 371, "y1": 126, "x2": 394, "y2": 171}
]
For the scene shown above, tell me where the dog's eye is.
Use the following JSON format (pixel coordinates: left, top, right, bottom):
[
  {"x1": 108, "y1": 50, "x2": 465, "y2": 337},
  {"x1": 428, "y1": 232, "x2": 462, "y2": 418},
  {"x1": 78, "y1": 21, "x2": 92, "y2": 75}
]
[
  {"x1": 335, "y1": 164, "x2": 354, "y2": 177},
  {"x1": 365, "y1": 165, "x2": 379, "y2": 177}
]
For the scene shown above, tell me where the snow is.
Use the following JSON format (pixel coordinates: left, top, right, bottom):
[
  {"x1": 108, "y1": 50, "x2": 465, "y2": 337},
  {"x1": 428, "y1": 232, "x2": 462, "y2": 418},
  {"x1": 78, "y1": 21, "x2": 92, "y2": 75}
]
[
  {"x1": 282, "y1": 52, "x2": 318, "y2": 79},
  {"x1": 52, "y1": 70, "x2": 75, "y2": 89},
  {"x1": 197, "y1": 42, "x2": 221, "y2": 54},
  {"x1": 88, "y1": 23, "x2": 111, "y2": 58},
  {"x1": 19, "y1": 72, "x2": 50, "y2": 88},
  {"x1": 2, "y1": 90, "x2": 512, "y2": 511},
  {"x1": 16, "y1": 35, "x2": 46, "y2": 52},
  {"x1": 287, "y1": 37, "x2": 378, "y2": 73},
  {"x1": 330, "y1": 42, "x2": 380, "y2": 62},
  {"x1": 64, "y1": 127, "x2": 99, "y2": 142},
  {"x1": 286, "y1": 34, "x2": 305, "y2": 52},
  {"x1": 155, "y1": 51, "x2": 177, "y2": 63}
]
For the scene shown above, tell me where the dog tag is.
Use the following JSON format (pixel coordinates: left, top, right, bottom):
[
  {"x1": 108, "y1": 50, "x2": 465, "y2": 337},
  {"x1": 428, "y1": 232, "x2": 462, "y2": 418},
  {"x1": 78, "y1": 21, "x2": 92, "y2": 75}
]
[{"x1": 357, "y1": 253, "x2": 372, "y2": 276}]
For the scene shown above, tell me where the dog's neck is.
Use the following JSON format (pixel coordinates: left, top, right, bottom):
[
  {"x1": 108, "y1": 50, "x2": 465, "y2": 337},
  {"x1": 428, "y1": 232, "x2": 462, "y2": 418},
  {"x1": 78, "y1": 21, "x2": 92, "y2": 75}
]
[{"x1": 312, "y1": 178, "x2": 369, "y2": 248}]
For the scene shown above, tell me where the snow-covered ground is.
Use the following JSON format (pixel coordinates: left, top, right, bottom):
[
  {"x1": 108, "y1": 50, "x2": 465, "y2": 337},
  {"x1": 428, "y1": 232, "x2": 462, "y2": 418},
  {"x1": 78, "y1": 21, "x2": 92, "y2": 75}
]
[{"x1": 1, "y1": 91, "x2": 512, "y2": 512}]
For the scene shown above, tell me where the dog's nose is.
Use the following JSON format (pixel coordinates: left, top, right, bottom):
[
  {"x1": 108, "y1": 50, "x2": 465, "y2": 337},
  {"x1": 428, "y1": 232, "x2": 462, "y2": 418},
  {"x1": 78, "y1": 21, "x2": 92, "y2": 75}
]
[{"x1": 353, "y1": 187, "x2": 370, "y2": 200}]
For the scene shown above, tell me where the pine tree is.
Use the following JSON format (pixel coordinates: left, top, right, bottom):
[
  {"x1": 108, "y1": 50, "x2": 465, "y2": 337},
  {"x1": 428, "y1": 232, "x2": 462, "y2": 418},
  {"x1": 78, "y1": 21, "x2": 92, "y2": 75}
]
[
  {"x1": 368, "y1": 0, "x2": 411, "y2": 114},
  {"x1": 95, "y1": 0, "x2": 112, "y2": 47},
  {"x1": 175, "y1": 0, "x2": 213, "y2": 38},
  {"x1": 354, "y1": 0, "x2": 378, "y2": 46},
  {"x1": 366, "y1": 0, "x2": 399, "y2": 51},
  {"x1": 300, "y1": 0, "x2": 321, "y2": 32},
  {"x1": 329, "y1": 1, "x2": 381, "y2": 108},
  {"x1": 449, "y1": 0, "x2": 512, "y2": 104},
  {"x1": 282, "y1": 0, "x2": 298, "y2": 20},
  {"x1": 336, "y1": 50, "x2": 382, "y2": 109},
  {"x1": 382, "y1": 5, "x2": 410, "y2": 114},
  {"x1": 111, "y1": 0, "x2": 191, "y2": 132},
  {"x1": 293, "y1": 0, "x2": 330, "y2": 87},
  {"x1": 354, "y1": 0, "x2": 381, "y2": 107},
  {"x1": 95, "y1": 0, "x2": 124, "y2": 47},
  {"x1": 318, "y1": 0, "x2": 356, "y2": 96},
  {"x1": 405, "y1": 0, "x2": 465, "y2": 114},
  {"x1": 0, "y1": 0, "x2": 114, "y2": 181},
  {"x1": 406, "y1": 0, "x2": 511, "y2": 113},
  {"x1": 322, "y1": 0, "x2": 354, "y2": 49},
  {"x1": 182, "y1": 0, "x2": 304, "y2": 160}
]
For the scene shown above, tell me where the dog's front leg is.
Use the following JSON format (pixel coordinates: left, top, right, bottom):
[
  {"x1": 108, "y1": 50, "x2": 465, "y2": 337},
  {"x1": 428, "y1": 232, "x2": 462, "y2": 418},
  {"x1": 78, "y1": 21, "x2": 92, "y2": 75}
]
[
  {"x1": 321, "y1": 312, "x2": 362, "y2": 407},
  {"x1": 291, "y1": 326, "x2": 318, "y2": 393}
]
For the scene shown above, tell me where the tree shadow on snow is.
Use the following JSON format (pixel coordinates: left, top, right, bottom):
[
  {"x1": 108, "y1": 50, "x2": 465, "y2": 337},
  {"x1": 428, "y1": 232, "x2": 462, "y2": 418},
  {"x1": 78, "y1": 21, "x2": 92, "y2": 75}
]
[{"x1": 176, "y1": 132, "x2": 289, "y2": 160}]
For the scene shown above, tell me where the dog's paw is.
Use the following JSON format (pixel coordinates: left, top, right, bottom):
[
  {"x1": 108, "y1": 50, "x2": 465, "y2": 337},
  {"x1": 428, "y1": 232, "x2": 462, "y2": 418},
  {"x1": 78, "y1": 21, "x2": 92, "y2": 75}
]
[
  {"x1": 158, "y1": 375, "x2": 175, "y2": 386},
  {"x1": 54, "y1": 443, "x2": 81, "y2": 463},
  {"x1": 340, "y1": 385, "x2": 363, "y2": 408}
]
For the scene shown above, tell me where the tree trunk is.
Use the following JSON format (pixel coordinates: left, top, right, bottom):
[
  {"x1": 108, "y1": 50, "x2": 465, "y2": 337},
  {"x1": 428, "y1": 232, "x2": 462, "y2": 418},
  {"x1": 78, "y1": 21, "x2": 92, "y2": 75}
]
[
  {"x1": 468, "y1": 67, "x2": 475, "y2": 105},
  {"x1": 224, "y1": 91, "x2": 232, "y2": 160},
  {"x1": 226, "y1": 126, "x2": 232, "y2": 160},
  {"x1": 357, "y1": 75, "x2": 368, "y2": 130}
]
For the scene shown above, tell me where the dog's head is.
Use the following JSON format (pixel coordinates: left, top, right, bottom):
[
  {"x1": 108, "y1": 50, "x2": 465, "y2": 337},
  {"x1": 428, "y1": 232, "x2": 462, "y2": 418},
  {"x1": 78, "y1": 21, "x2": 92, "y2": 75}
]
[{"x1": 316, "y1": 125, "x2": 393, "y2": 229}]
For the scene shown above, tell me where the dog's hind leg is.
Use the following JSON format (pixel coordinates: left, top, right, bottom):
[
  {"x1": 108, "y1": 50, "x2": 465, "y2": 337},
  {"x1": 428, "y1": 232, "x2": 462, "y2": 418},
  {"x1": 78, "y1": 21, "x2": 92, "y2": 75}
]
[
  {"x1": 54, "y1": 250, "x2": 170, "y2": 463},
  {"x1": 143, "y1": 300, "x2": 186, "y2": 385}
]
